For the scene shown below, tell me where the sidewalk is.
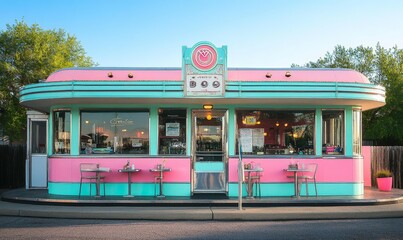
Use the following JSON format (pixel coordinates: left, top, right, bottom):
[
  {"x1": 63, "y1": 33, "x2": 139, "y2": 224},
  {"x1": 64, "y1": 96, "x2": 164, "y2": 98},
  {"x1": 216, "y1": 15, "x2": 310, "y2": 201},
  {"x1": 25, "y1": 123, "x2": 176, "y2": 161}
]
[{"x1": 1, "y1": 188, "x2": 403, "y2": 221}]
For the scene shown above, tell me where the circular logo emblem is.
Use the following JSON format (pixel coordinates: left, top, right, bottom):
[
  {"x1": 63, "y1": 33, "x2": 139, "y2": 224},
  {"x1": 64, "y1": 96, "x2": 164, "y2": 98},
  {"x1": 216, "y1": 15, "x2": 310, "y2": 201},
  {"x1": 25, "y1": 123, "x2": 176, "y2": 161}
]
[{"x1": 192, "y1": 45, "x2": 217, "y2": 71}]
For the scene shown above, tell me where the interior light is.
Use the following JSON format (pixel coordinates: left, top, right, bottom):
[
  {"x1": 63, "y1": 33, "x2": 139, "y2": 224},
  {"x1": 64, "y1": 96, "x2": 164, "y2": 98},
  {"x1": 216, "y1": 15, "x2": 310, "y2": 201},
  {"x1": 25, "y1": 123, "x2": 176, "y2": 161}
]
[
  {"x1": 284, "y1": 123, "x2": 288, "y2": 127},
  {"x1": 85, "y1": 120, "x2": 89, "y2": 124},
  {"x1": 206, "y1": 114, "x2": 212, "y2": 120},
  {"x1": 276, "y1": 122, "x2": 280, "y2": 127},
  {"x1": 203, "y1": 104, "x2": 213, "y2": 110}
]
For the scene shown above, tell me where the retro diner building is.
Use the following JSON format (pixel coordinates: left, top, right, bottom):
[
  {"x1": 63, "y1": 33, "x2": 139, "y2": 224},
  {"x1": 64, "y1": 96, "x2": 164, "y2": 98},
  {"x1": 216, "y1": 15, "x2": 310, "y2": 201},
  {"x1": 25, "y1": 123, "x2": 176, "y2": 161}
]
[{"x1": 20, "y1": 42, "x2": 385, "y2": 198}]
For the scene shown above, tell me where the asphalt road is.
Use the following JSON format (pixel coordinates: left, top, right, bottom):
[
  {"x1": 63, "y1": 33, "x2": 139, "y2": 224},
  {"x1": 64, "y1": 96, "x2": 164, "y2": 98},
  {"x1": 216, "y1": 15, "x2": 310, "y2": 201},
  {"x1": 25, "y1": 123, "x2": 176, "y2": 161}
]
[{"x1": 0, "y1": 216, "x2": 402, "y2": 239}]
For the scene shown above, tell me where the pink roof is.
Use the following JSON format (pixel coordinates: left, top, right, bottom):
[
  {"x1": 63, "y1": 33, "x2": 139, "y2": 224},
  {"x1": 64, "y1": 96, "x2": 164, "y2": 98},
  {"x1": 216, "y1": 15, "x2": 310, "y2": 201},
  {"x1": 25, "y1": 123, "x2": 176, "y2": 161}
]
[
  {"x1": 228, "y1": 69, "x2": 370, "y2": 83},
  {"x1": 46, "y1": 68, "x2": 182, "y2": 82},
  {"x1": 45, "y1": 68, "x2": 370, "y2": 84}
]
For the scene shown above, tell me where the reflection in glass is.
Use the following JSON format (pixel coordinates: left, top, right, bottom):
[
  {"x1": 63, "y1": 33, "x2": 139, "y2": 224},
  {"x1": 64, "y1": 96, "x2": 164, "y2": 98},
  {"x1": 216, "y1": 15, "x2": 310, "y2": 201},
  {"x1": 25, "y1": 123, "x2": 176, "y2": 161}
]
[
  {"x1": 53, "y1": 111, "x2": 70, "y2": 154},
  {"x1": 322, "y1": 110, "x2": 344, "y2": 155},
  {"x1": 32, "y1": 121, "x2": 47, "y2": 154},
  {"x1": 195, "y1": 113, "x2": 224, "y2": 161},
  {"x1": 158, "y1": 109, "x2": 186, "y2": 155},
  {"x1": 353, "y1": 109, "x2": 362, "y2": 155},
  {"x1": 236, "y1": 110, "x2": 315, "y2": 155},
  {"x1": 80, "y1": 111, "x2": 149, "y2": 154}
]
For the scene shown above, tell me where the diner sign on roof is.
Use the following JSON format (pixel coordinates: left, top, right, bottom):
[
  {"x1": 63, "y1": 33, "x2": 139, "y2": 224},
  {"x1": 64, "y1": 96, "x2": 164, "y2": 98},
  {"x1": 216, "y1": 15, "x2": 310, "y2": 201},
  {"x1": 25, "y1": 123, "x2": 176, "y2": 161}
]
[{"x1": 182, "y1": 41, "x2": 227, "y2": 97}]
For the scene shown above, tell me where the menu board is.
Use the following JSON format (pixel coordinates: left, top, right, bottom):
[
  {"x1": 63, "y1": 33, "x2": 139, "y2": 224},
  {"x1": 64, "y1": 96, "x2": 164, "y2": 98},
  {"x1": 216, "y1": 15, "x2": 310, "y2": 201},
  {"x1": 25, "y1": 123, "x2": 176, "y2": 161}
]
[
  {"x1": 166, "y1": 123, "x2": 180, "y2": 137},
  {"x1": 252, "y1": 128, "x2": 264, "y2": 147},
  {"x1": 239, "y1": 128, "x2": 253, "y2": 152},
  {"x1": 239, "y1": 128, "x2": 264, "y2": 153}
]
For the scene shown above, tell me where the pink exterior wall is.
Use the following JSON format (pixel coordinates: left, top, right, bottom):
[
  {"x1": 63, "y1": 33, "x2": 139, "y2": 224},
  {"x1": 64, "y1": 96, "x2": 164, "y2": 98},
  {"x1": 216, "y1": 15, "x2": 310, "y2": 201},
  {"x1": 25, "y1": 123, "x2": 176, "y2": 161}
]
[
  {"x1": 49, "y1": 157, "x2": 191, "y2": 183},
  {"x1": 228, "y1": 157, "x2": 364, "y2": 183},
  {"x1": 362, "y1": 146, "x2": 372, "y2": 187},
  {"x1": 50, "y1": 157, "x2": 365, "y2": 185}
]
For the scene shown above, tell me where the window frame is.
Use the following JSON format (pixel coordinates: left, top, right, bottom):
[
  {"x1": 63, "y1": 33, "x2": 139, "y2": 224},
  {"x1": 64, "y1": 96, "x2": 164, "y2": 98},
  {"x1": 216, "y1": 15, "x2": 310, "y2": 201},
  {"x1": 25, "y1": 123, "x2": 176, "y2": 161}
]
[
  {"x1": 79, "y1": 109, "x2": 150, "y2": 155},
  {"x1": 235, "y1": 109, "x2": 316, "y2": 156},
  {"x1": 52, "y1": 109, "x2": 72, "y2": 155},
  {"x1": 352, "y1": 108, "x2": 362, "y2": 155},
  {"x1": 321, "y1": 109, "x2": 346, "y2": 156},
  {"x1": 157, "y1": 108, "x2": 187, "y2": 155}
]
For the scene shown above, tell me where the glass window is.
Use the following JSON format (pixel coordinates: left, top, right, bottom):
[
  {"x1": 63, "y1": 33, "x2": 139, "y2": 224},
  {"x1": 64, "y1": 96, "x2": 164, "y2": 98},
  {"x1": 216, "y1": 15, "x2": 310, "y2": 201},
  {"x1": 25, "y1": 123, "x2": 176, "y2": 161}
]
[
  {"x1": 31, "y1": 121, "x2": 47, "y2": 154},
  {"x1": 53, "y1": 111, "x2": 71, "y2": 154},
  {"x1": 236, "y1": 110, "x2": 315, "y2": 155},
  {"x1": 322, "y1": 110, "x2": 344, "y2": 155},
  {"x1": 158, "y1": 109, "x2": 186, "y2": 155},
  {"x1": 353, "y1": 109, "x2": 362, "y2": 155},
  {"x1": 80, "y1": 111, "x2": 149, "y2": 154}
]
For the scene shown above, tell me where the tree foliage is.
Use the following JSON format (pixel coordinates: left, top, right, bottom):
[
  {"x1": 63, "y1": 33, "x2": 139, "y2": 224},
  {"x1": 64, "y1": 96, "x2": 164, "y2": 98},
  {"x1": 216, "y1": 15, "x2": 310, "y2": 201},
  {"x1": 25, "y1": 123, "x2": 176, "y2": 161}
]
[
  {"x1": 293, "y1": 44, "x2": 403, "y2": 145},
  {"x1": 0, "y1": 20, "x2": 95, "y2": 143}
]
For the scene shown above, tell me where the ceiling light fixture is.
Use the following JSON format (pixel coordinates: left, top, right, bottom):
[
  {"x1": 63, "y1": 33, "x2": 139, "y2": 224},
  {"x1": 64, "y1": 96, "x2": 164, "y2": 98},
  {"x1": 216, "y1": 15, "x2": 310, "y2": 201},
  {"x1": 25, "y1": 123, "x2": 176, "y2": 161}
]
[{"x1": 203, "y1": 104, "x2": 213, "y2": 110}]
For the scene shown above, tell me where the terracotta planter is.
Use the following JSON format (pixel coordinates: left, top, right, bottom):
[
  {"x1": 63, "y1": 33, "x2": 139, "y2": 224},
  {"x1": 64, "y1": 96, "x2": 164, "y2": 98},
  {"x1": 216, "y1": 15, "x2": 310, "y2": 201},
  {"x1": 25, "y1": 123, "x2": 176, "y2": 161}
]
[{"x1": 377, "y1": 177, "x2": 392, "y2": 192}]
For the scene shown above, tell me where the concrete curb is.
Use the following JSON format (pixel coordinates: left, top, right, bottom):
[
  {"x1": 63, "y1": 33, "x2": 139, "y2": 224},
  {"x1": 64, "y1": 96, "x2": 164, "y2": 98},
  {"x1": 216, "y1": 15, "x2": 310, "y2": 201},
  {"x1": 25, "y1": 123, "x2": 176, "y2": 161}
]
[
  {"x1": 0, "y1": 201, "x2": 213, "y2": 220},
  {"x1": 2, "y1": 200, "x2": 403, "y2": 221},
  {"x1": 211, "y1": 205, "x2": 403, "y2": 221}
]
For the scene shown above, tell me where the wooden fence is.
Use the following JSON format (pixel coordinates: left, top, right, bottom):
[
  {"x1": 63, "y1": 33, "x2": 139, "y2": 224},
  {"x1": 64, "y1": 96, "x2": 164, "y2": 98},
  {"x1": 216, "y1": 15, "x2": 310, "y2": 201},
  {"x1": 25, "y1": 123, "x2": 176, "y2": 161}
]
[
  {"x1": 0, "y1": 145, "x2": 26, "y2": 188},
  {"x1": 371, "y1": 146, "x2": 403, "y2": 189}
]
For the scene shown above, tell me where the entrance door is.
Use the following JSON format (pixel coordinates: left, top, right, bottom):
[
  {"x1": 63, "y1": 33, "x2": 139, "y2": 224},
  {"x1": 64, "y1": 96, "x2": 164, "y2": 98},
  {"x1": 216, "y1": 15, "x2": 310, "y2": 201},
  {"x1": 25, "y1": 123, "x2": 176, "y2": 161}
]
[
  {"x1": 192, "y1": 110, "x2": 227, "y2": 194},
  {"x1": 27, "y1": 114, "x2": 48, "y2": 189}
]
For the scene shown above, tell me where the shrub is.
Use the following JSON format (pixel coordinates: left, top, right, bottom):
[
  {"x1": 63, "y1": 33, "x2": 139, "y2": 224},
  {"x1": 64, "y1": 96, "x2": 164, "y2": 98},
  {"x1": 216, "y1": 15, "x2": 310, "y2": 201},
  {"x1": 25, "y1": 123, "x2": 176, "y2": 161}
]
[{"x1": 375, "y1": 169, "x2": 392, "y2": 178}]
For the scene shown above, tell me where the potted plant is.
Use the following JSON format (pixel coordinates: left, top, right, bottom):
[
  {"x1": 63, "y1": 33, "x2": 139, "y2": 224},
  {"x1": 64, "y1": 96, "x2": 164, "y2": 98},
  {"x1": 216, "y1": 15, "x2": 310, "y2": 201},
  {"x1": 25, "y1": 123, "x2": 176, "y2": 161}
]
[{"x1": 375, "y1": 169, "x2": 393, "y2": 192}]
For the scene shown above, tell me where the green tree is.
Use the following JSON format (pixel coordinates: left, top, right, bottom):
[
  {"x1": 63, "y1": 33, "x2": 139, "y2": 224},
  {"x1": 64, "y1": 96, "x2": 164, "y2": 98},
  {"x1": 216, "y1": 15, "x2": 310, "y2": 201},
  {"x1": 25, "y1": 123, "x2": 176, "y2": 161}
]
[
  {"x1": 0, "y1": 20, "x2": 95, "y2": 143},
  {"x1": 293, "y1": 44, "x2": 403, "y2": 145}
]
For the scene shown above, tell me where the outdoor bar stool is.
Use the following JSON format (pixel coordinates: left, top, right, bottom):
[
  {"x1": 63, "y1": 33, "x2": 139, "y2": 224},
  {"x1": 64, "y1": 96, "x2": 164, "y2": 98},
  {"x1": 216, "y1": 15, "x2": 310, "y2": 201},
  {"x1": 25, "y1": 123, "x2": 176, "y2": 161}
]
[
  {"x1": 297, "y1": 163, "x2": 318, "y2": 197},
  {"x1": 243, "y1": 172, "x2": 262, "y2": 198},
  {"x1": 154, "y1": 175, "x2": 162, "y2": 197},
  {"x1": 251, "y1": 173, "x2": 262, "y2": 198},
  {"x1": 79, "y1": 163, "x2": 106, "y2": 197}
]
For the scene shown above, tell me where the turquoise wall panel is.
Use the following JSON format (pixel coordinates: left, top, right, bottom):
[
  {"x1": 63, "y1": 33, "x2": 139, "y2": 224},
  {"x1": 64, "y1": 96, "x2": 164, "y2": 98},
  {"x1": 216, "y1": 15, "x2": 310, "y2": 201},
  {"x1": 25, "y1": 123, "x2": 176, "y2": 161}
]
[
  {"x1": 71, "y1": 107, "x2": 80, "y2": 155},
  {"x1": 49, "y1": 181, "x2": 362, "y2": 197},
  {"x1": 195, "y1": 162, "x2": 224, "y2": 171},
  {"x1": 315, "y1": 108, "x2": 322, "y2": 156},
  {"x1": 345, "y1": 107, "x2": 353, "y2": 156},
  {"x1": 48, "y1": 111, "x2": 53, "y2": 155},
  {"x1": 48, "y1": 182, "x2": 191, "y2": 196},
  {"x1": 20, "y1": 81, "x2": 385, "y2": 104},
  {"x1": 186, "y1": 109, "x2": 192, "y2": 156},
  {"x1": 149, "y1": 107, "x2": 159, "y2": 155},
  {"x1": 228, "y1": 107, "x2": 235, "y2": 155},
  {"x1": 228, "y1": 182, "x2": 364, "y2": 197}
]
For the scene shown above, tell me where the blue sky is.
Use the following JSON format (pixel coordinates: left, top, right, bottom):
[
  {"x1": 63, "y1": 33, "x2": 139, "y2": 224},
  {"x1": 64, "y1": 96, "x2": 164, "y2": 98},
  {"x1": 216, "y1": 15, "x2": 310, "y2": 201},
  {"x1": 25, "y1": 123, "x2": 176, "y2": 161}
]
[{"x1": 1, "y1": 0, "x2": 402, "y2": 68}]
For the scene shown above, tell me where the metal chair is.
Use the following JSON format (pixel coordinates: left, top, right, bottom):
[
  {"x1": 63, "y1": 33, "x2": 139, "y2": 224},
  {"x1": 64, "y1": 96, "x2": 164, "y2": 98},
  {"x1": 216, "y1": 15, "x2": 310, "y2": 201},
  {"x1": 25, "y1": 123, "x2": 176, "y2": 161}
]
[
  {"x1": 79, "y1": 163, "x2": 106, "y2": 197},
  {"x1": 298, "y1": 163, "x2": 318, "y2": 197}
]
